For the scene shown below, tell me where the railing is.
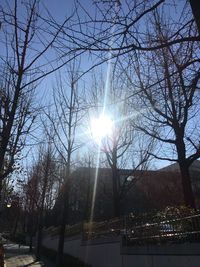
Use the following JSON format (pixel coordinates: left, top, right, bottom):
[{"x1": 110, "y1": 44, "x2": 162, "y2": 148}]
[
  {"x1": 83, "y1": 217, "x2": 124, "y2": 240},
  {"x1": 82, "y1": 213, "x2": 200, "y2": 245},
  {"x1": 43, "y1": 211, "x2": 200, "y2": 245},
  {"x1": 123, "y1": 213, "x2": 200, "y2": 246},
  {"x1": 44, "y1": 223, "x2": 82, "y2": 238}
]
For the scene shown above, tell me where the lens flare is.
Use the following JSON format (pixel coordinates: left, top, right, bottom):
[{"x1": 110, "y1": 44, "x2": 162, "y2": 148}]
[{"x1": 90, "y1": 114, "x2": 113, "y2": 143}]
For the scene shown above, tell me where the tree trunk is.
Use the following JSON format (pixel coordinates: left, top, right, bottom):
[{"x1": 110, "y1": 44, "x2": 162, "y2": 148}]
[
  {"x1": 175, "y1": 133, "x2": 196, "y2": 209},
  {"x1": 36, "y1": 210, "x2": 43, "y2": 260},
  {"x1": 12, "y1": 206, "x2": 20, "y2": 237},
  {"x1": 189, "y1": 0, "x2": 200, "y2": 35},
  {"x1": 29, "y1": 234, "x2": 33, "y2": 253},
  {"x1": 0, "y1": 180, "x2": 2, "y2": 212},
  {"x1": 84, "y1": 165, "x2": 91, "y2": 221},
  {"x1": 179, "y1": 163, "x2": 196, "y2": 209},
  {"x1": 113, "y1": 192, "x2": 120, "y2": 218},
  {"x1": 56, "y1": 191, "x2": 69, "y2": 267},
  {"x1": 36, "y1": 151, "x2": 50, "y2": 260},
  {"x1": 112, "y1": 167, "x2": 120, "y2": 217}
]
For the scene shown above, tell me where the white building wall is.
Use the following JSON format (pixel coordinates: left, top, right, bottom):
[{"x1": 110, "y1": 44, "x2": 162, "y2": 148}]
[{"x1": 42, "y1": 234, "x2": 200, "y2": 267}]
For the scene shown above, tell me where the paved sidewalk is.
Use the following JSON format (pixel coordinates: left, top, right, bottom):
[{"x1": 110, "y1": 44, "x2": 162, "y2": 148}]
[{"x1": 4, "y1": 242, "x2": 45, "y2": 267}]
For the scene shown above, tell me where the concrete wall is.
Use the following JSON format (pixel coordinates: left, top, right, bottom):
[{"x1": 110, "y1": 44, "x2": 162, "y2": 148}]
[{"x1": 42, "y1": 234, "x2": 200, "y2": 267}]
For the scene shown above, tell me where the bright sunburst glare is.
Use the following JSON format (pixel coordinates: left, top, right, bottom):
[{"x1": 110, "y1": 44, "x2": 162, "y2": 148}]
[{"x1": 90, "y1": 114, "x2": 114, "y2": 143}]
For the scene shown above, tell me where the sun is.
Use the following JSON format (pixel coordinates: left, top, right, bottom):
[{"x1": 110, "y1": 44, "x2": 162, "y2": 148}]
[{"x1": 90, "y1": 114, "x2": 114, "y2": 143}]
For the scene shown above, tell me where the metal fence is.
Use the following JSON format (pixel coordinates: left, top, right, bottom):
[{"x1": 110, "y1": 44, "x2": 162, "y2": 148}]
[
  {"x1": 123, "y1": 213, "x2": 200, "y2": 246},
  {"x1": 83, "y1": 213, "x2": 200, "y2": 245},
  {"x1": 83, "y1": 217, "x2": 124, "y2": 240},
  {"x1": 43, "y1": 211, "x2": 200, "y2": 245}
]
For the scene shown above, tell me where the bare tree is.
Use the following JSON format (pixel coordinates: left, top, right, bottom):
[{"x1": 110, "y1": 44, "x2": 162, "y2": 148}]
[
  {"x1": 35, "y1": 144, "x2": 56, "y2": 260},
  {"x1": 22, "y1": 143, "x2": 57, "y2": 255},
  {"x1": 0, "y1": 65, "x2": 36, "y2": 189},
  {"x1": 69, "y1": 0, "x2": 199, "y2": 71},
  {"x1": 131, "y1": 13, "x2": 200, "y2": 208},
  {"x1": 23, "y1": 163, "x2": 40, "y2": 252},
  {"x1": 88, "y1": 71, "x2": 154, "y2": 217},
  {"x1": 45, "y1": 62, "x2": 83, "y2": 267},
  {"x1": 0, "y1": 0, "x2": 79, "y2": 193}
]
